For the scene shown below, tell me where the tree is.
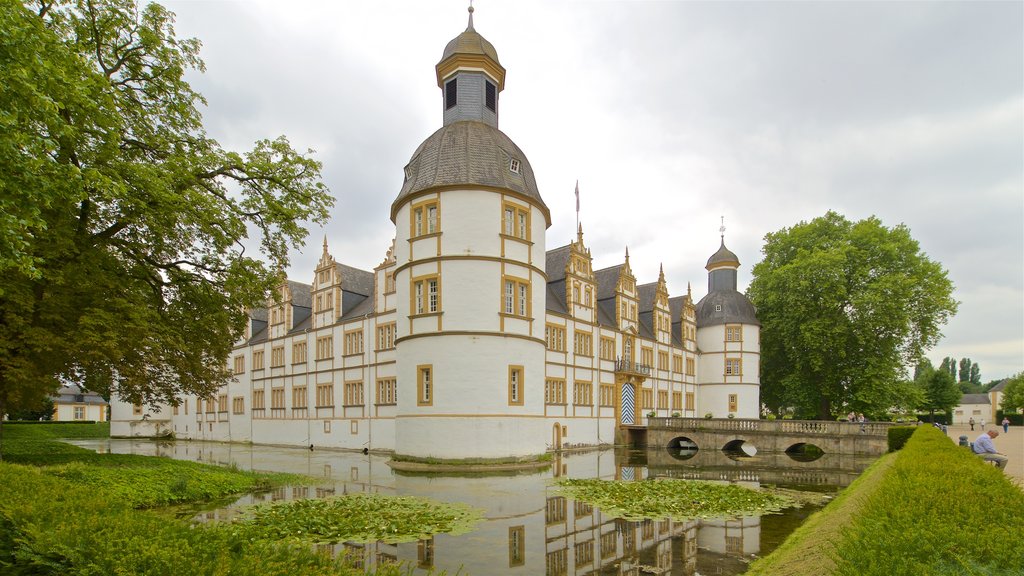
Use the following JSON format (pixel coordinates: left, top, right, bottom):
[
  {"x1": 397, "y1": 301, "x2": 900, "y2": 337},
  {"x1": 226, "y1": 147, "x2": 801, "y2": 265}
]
[
  {"x1": 958, "y1": 358, "x2": 972, "y2": 383},
  {"x1": 969, "y1": 362, "x2": 981, "y2": 386},
  {"x1": 0, "y1": 0, "x2": 332, "y2": 457},
  {"x1": 7, "y1": 396, "x2": 54, "y2": 421},
  {"x1": 919, "y1": 366, "x2": 960, "y2": 422},
  {"x1": 747, "y1": 211, "x2": 958, "y2": 420},
  {"x1": 1000, "y1": 373, "x2": 1024, "y2": 414},
  {"x1": 939, "y1": 357, "x2": 958, "y2": 381}
]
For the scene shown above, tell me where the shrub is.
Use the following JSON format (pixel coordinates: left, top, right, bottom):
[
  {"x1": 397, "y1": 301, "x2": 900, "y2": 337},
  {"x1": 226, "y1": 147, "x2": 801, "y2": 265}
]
[
  {"x1": 833, "y1": 426, "x2": 1024, "y2": 575},
  {"x1": 704, "y1": 412, "x2": 713, "y2": 419},
  {"x1": 886, "y1": 426, "x2": 916, "y2": 452}
]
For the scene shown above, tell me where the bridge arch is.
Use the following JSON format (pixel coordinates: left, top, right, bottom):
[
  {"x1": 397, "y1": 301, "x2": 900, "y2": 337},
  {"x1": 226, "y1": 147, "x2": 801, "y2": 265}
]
[
  {"x1": 666, "y1": 436, "x2": 699, "y2": 461},
  {"x1": 785, "y1": 442, "x2": 824, "y2": 462},
  {"x1": 722, "y1": 438, "x2": 758, "y2": 457}
]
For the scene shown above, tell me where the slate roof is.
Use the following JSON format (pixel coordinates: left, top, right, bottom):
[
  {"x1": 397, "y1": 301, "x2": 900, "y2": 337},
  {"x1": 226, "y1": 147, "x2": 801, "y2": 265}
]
[
  {"x1": 594, "y1": 265, "x2": 622, "y2": 301},
  {"x1": 391, "y1": 121, "x2": 548, "y2": 221},
  {"x1": 706, "y1": 240, "x2": 740, "y2": 269},
  {"x1": 960, "y1": 394, "x2": 990, "y2": 405},
  {"x1": 441, "y1": 17, "x2": 500, "y2": 63},
  {"x1": 54, "y1": 385, "x2": 107, "y2": 405},
  {"x1": 337, "y1": 264, "x2": 374, "y2": 297},
  {"x1": 694, "y1": 290, "x2": 760, "y2": 328},
  {"x1": 546, "y1": 282, "x2": 567, "y2": 315},
  {"x1": 546, "y1": 245, "x2": 571, "y2": 282}
]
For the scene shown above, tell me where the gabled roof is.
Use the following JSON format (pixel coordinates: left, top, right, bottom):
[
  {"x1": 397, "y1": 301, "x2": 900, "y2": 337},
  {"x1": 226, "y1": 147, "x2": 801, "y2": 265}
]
[
  {"x1": 546, "y1": 245, "x2": 571, "y2": 283},
  {"x1": 594, "y1": 265, "x2": 623, "y2": 301},
  {"x1": 286, "y1": 281, "x2": 312, "y2": 308},
  {"x1": 960, "y1": 393, "x2": 990, "y2": 405},
  {"x1": 337, "y1": 264, "x2": 374, "y2": 297}
]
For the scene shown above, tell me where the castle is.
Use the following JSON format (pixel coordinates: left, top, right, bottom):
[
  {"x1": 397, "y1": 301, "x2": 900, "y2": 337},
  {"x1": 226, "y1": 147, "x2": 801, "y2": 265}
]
[{"x1": 111, "y1": 9, "x2": 760, "y2": 462}]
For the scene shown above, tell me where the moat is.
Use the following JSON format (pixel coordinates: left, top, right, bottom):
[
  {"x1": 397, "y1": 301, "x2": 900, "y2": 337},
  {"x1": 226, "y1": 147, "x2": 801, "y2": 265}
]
[{"x1": 68, "y1": 438, "x2": 877, "y2": 575}]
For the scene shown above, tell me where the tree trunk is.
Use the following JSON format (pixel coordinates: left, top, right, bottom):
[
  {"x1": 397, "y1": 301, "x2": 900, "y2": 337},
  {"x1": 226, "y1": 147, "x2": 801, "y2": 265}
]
[
  {"x1": 0, "y1": 394, "x2": 6, "y2": 462},
  {"x1": 818, "y1": 396, "x2": 832, "y2": 421}
]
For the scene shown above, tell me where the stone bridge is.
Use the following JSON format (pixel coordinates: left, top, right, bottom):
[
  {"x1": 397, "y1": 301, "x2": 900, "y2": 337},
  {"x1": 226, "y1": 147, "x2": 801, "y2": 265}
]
[{"x1": 634, "y1": 417, "x2": 900, "y2": 456}]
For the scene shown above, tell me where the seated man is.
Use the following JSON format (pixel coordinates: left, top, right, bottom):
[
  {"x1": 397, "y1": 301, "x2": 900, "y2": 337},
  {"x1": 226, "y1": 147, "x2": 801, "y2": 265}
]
[{"x1": 973, "y1": 430, "x2": 1008, "y2": 469}]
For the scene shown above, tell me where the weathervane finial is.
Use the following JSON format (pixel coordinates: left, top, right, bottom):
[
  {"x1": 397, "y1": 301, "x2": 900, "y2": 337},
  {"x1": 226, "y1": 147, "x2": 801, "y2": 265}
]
[
  {"x1": 467, "y1": 0, "x2": 475, "y2": 30},
  {"x1": 719, "y1": 216, "x2": 726, "y2": 242}
]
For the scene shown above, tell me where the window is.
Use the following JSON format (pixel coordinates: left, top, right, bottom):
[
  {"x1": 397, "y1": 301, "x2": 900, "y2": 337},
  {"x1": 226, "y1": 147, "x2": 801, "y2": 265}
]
[
  {"x1": 573, "y1": 332, "x2": 593, "y2": 356},
  {"x1": 292, "y1": 341, "x2": 307, "y2": 364},
  {"x1": 545, "y1": 324, "x2": 566, "y2": 352},
  {"x1": 725, "y1": 358, "x2": 743, "y2": 376},
  {"x1": 445, "y1": 78, "x2": 457, "y2": 110},
  {"x1": 376, "y1": 378, "x2": 396, "y2": 405},
  {"x1": 418, "y1": 538, "x2": 434, "y2": 569},
  {"x1": 686, "y1": 357, "x2": 695, "y2": 376},
  {"x1": 641, "y1": 347, "x2": 654, "y2": 367},
  {"x1": 686, "y1": 392, "x2": 695, "y2": 411},
  {"x1": 316, "y1": 336, "x2": 333, "y2": 360},
  {"x1": 545, "y1": 379, "x2": 566, "y2": 405},
  {"x1": 573, "y1": 381, "x2": 593, "y2": 406},
  {"x1": 508, "y1": 526, "x2": 525, "y2": 567},
  {"x1": 316, "y1": 384, "x2": 334, "y2": 407},
  {"x1": 508, "y1": 366, "x2": 524, "y2": 405},
  {"x1": 658, "y1": 351, "x2": 669, "y2": 370},
  {"x1": 343, "y1": 330, "x2": 364, "y2": 355},
  {"x1": 509, "y1": 158, "x2": 521, "y2": 174},
  {"x1": 412, "y1": 275, "x2": 440, "y2": 315},
  {"x1": 133, "y1": 403, "x2": 143, "y2": 416},
  {"x1": 729, "y1": 394, "x2": 739, "y2": 413},
  {"x1": 271, "y1": 389, "x2": 284, "y2": 409},
  {"x1": 657, "y1": 390, "x2": 668, "y2": 410},
  {"x1": 218, "y1": 394, "x2": 228, "y2": 413},
  {"x1": 673, "y1": 354, "x2": 683, "y2": 373},
  {"x1": 316, "y1": 290, "x2": 334, "y2": 312},
  {"x1": 252, "y1": 390, "x2": 265, "y2": 410},
  {"x1": 270, "y1": 346, "x2": 285, "y2": 367},
  {"x1": 501, "y1": 202, "x2": 529, "y2": 240},
  {"x1": 292, "y1": 386, "x2": 308, "y2": 409},
  {"x1": 233, "y1": 355, "x2": 245, "y2": 374},
  {"x1": 584, "y1": 286, "x2": 592, "y2": 306},
  {"x1": 502, "y1": 277, "x2": 530, "y2": 317},
  {"x1": 601, "y1": 531, "x2": 617, "y2": 559},
  {"x1": 485, "y1": 80, "x2": 496, "y2": 112},
  {"x1": 411, "y1": 200, "x2": 439, "y2": 237},
  {"x1": 417, "y1": 365, "x2": 433, "y2": 406},
  {"x1": 252, "y1": 350, "x2": 264, "y2": 370},
  {"x1": 574, "y1": 540, "x2": 594, "y2": 568},
  {"x1": 376, "y1": 323, "x2": 396, "y2": 350},
  {"x1": 600, "y1": 384, "x2": 615, "y2": 407},
  {"x1": 73, "y1": 406, "x2": 85, "y2": 420},
  {"x1": 725, "y1": 324, "x2": 743, "y2": 342},
  {"x1": 205, "y1": 396, "x2": 216, "y2": 413},
  {"x1": 640, "y1": 388, "x2": 653, "y2": 409},
  {"x1": 344, "y1": 381, "x2": 364, "y2": 406},
  {"x1": 232, "y1": 396, "x2": 245, "y2": 415},
  {"x1": 672, "y1": 392, "x2": 682, "y2": 410},
  {"x1": 599, "y1": 337, "x2": 616, "y2": 361},
  {"x1": 546, "y1": 496, "x2": 567, "y2": 524},
  {"x1": 384, "y1": 270, "x2": 396, "y2": 293}
]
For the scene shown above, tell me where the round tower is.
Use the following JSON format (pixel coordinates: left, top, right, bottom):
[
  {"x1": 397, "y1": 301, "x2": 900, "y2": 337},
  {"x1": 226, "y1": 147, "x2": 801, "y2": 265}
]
[
  {"x1": 391, "y1": 8, "x2": 551, "y2": 461},
  {"x1": 694, "y1": 229, "x2": 761, "y2": 419}
]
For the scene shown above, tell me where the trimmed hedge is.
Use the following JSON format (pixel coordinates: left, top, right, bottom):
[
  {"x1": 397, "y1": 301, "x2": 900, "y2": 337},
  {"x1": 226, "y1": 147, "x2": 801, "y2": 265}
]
[
  {"x1": 750, "y1": 425, "x2": 1024, "y2": 575},
  {"x1": 832, "y1": 426, "x2": 1024, "y2": 575},
  {"x1": 886, "y1": 426, "x2": 916, "y2": 452}
]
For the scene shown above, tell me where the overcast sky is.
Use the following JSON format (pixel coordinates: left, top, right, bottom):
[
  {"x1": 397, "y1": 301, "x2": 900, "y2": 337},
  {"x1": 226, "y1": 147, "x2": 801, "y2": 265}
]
[{"x1": 162, "y1": 0, "x2": 1023, "y2": 381}]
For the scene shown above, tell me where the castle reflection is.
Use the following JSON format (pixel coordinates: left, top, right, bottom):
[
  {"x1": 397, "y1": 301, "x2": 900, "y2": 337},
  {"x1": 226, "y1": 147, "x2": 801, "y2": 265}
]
[{"x1": 67, "y1": 438, "x2": 874, "y2": 575}]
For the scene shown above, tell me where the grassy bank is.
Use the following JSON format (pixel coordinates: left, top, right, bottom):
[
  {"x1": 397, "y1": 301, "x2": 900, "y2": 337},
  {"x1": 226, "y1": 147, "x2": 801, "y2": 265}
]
[
  {"x1": 0, "y1": 423, "x2": 403, "y2": 575},
  {"x1": 748, "y1": 425, "x2": 1024, "y2": 576}
]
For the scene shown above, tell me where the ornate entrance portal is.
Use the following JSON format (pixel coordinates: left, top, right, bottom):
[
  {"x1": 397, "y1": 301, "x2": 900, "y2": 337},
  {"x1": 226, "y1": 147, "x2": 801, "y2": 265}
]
[{"x1": 620, "y1": 383, "x2": 636, "y2": 425}]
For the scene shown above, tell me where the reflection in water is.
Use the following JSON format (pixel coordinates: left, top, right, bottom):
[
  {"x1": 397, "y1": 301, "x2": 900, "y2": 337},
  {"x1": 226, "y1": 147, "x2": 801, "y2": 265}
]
[{"x1": 65, "y1": 439, "x2": 875, "y2": 575}]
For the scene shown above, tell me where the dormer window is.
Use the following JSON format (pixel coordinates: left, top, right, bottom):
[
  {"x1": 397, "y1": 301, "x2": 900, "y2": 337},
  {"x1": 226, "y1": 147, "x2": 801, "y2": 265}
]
[
  {"x1": 485, "y1": 81, "x2": 496, "y2": 112},
  {"x1": 509, "y1": 158, "x2": 521, "y2": 173},
  {"x1": 445, "y1": 78, "x2": 457, "y2": 110}
]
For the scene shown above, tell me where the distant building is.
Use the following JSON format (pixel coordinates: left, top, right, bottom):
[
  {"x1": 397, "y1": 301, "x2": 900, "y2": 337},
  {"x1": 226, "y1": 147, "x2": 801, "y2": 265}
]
[
  {"x1": 111, "y1": 10, "x2": 761, "y2": 460},
  {"x1": 53, "y1": 385, "x2": 108, "y2": 422}
]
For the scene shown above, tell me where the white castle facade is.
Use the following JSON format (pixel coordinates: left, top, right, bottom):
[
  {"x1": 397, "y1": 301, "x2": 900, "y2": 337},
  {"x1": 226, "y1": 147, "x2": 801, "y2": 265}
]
[{"x1": 111, "y1": 13, "x2": 761, "y2": 462}]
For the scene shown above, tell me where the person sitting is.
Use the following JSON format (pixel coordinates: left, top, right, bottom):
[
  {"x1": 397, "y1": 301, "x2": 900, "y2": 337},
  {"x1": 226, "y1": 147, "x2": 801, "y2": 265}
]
[{"x1": 972, "y1": 430, "x2": 1008, "y2": 469}]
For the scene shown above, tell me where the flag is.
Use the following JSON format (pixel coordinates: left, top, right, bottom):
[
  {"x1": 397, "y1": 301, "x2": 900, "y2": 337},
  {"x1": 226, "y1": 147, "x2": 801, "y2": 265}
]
[{"x1": 575, "y1": 180, "x2": 580, "y2": 213}]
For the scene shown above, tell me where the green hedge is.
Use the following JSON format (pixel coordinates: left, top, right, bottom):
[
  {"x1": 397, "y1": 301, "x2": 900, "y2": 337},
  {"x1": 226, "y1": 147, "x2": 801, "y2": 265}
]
[
  {"x1": 833, "y1": 426, "x2": 1024, "y2": 575},
  {"x1": 995, "y1": 411, "x2": 1023, "y2": 426},
  {"x1": 886, "y1": 426, "x2": 916, "y2": 452}
]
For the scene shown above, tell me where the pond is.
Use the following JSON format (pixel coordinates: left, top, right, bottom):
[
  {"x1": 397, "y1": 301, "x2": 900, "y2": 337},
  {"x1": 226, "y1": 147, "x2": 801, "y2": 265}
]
[{"x1": 67, "y1": 438, "x2": 876, "y2": 575}]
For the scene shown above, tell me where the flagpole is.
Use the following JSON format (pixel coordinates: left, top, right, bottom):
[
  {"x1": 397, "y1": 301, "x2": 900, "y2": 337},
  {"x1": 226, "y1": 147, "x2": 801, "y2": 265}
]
[{"x1": 575, "y1": 180, "x2": 580, "y2": 232}]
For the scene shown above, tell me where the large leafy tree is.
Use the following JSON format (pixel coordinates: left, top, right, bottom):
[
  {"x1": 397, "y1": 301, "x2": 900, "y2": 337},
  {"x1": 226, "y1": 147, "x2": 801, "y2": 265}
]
[
  {"x1": 919, "y1": 365, "x2": 960, "y2": 422},
  {"x1": 0, "y1": 0, "x2": 332, "y2": 442},
  {"x1": 748, "y1": 211, "x2": 958, "y2": 419},
  {"x1": 1000, "y1": 373, "x2": 1024, "y2": 414}
]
